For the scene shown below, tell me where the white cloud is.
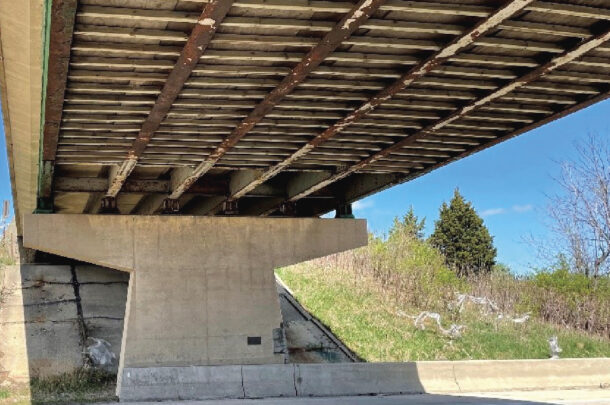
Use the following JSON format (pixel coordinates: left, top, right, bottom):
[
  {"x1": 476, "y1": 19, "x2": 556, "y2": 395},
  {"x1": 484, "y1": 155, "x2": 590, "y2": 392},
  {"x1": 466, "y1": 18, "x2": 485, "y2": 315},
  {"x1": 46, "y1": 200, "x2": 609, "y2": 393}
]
[
  {"x1": 353, "y1": 199, "x2": 374, "y2": 211},
  {"x1": 481, "y1": 208, "x2": 506, "y2": 217},
  {"x1": 512, "y1": 204, "x2": 533, "y2": 213},
  {"x1": 481, "y1": 204, "x2": 534, "y2": 217}
]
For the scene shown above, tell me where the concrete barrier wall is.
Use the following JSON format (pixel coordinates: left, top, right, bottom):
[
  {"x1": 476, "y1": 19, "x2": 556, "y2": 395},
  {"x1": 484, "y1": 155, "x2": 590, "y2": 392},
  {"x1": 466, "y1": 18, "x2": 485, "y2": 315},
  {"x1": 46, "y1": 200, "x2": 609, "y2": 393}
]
[
  {"x1": 450, "y1": 358, "x2": 610, "y2": 392},
  {"x1": 119, "y1": 358, "x2": 610, "y2": 401},
  {"x1": 0, "y1": 264, "x2": 128, "y2": 381}
]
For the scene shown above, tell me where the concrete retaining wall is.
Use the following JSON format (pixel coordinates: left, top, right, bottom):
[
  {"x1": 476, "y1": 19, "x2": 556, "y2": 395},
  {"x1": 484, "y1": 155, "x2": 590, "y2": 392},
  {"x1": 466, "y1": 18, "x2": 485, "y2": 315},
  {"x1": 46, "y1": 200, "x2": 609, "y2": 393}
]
[
  {"x1": 0, "y1": 264, "x2": 354, "y2": 384},
  {"x1": 119, "y1": 359, "x2": 610, "y2": 401},
  {"x1": 277, "y1": 280, "x2": 357, "y2": 363},
  {"x1": 0, "y1": 264, "x2": 128, "y2": 381}
]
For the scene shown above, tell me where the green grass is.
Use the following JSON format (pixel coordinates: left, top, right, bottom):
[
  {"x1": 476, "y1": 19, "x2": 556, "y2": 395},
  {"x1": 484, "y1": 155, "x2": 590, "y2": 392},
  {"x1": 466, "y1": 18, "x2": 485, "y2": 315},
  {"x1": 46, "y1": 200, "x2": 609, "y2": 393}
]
[
  {"x1": 0, "y1": 370, "x2": 117, "y2": 405},
  {"x1": 277, "y1": 264, "x2": 610, "y2": 362},
  {"x1": 30, "y1": 369, "x2": 116, "y2": 404}
]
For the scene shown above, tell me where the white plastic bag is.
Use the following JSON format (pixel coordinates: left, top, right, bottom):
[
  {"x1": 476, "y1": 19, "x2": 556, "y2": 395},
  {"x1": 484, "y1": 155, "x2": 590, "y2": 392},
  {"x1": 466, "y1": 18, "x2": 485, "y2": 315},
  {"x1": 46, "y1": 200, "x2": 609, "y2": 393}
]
[{"x1": 85, "y1": 337, "x2": 117, "y2": 371}]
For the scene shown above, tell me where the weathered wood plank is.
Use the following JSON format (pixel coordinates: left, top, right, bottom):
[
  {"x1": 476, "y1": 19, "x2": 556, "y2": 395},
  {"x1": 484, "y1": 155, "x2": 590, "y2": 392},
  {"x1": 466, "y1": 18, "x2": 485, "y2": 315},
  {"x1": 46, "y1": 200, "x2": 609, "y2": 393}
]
[
  {"x1": 166, "y1": 0, "x2": 387, "y2": 203},
  {"x1": 105, "y1": 0, "x2": 235, "y2": 198},
  {"x1": 216, "y1": 0, "x2": 537, "y2": 203},
  {"x1": 332, "y1": 90, "x2": 610, "y2": 212},
  {"x1": 285, "y1": 28, "x2": 610, "y2": 202},
  {"x1": 526, "y1": 1, "x2": 610, "y2": 20}
]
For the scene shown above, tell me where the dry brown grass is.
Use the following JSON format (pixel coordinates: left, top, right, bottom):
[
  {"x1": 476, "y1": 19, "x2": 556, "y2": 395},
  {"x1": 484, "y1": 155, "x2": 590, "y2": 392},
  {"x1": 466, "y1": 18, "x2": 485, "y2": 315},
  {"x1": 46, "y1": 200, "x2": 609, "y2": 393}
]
[{"x1": 295, "y1": 233, "x2": 610, "y2": 338}]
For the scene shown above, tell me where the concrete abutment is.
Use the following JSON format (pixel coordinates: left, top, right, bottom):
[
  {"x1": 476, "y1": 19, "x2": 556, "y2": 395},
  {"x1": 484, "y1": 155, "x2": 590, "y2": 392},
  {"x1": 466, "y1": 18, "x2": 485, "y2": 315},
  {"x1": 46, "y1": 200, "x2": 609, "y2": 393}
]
[
  {"x1": 22, "y1": 214, "x2": 368, "y2": 400},
  {"x1": 0, "y1": 263, "x2": 128, "y2": 381}
]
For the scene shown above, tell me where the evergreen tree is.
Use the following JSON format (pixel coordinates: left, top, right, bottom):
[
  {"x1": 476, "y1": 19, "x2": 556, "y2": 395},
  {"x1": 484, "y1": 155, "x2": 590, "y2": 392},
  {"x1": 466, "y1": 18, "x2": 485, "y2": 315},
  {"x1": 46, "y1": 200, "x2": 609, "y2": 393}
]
[
  {"x1": 389, "y1": 206, "x2": 425, "y2": 240},
  {"x1": 429, "y1": 189, "x2": 497, "y2": 275}
]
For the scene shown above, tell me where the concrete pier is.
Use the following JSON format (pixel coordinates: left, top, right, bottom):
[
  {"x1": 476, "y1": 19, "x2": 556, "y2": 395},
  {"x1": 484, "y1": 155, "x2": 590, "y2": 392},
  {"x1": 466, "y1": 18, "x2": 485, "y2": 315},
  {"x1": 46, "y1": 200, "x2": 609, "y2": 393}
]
[{"x1": 23, "y1": 214, "x2": 367, "y2": 400}]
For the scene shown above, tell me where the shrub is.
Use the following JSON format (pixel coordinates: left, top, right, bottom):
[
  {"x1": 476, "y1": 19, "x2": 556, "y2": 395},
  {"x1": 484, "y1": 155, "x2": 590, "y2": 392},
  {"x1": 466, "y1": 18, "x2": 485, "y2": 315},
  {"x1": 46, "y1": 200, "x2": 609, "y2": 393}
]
[
  {"x1": 300, "y1": 224, "x2": 609, "y2": 338},
  {"x1": 315, "y1": 226, "x2": 465, "y2": 313},
  {"x1": 461, "y1": 262, "x2": 609, "y2": 337},
  {"x1": 279, "y1": 228, "x2": 610, "y2": 361},
  {"x1": 524, "y1": 265, "x2": 610, "y2": 336}
]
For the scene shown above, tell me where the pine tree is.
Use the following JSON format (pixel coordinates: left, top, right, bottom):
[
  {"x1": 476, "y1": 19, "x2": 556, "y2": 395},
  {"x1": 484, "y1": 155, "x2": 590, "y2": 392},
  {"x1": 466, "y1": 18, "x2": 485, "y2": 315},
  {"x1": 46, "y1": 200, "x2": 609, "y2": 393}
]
[
  {"x1": 389, "y1": 206, "x2": 425, "y2": 241},
  {"x1": 429, "y1": 189, "x2": 497, "y2": 275}
]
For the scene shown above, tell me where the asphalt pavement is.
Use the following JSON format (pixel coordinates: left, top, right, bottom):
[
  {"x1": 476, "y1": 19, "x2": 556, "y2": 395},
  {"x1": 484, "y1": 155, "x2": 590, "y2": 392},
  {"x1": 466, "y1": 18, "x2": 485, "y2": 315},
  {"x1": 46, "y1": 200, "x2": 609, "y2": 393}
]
[{"x1": 109, "y1": 389, "x2": 610, "y2": 405}]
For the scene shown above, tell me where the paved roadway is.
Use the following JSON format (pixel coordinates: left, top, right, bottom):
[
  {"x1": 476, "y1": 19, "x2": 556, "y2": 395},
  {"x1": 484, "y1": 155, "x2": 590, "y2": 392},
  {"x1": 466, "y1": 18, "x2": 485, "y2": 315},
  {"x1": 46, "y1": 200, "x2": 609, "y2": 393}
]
[{"x1": 113, "y1": 389, "x2": 610, "y2": 404}]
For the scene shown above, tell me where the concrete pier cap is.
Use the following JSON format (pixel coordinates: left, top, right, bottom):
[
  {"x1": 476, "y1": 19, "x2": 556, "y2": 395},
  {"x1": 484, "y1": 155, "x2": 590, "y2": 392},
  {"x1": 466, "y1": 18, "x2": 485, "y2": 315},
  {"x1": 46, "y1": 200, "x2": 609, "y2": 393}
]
[{"x1": 22, "y1": 214, "x2": 367, "y2": 399}]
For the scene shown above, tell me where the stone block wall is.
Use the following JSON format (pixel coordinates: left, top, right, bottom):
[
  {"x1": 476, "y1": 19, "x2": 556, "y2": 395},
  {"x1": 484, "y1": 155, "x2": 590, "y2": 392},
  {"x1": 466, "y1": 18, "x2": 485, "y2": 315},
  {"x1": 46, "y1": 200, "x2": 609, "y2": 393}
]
[
  {"x1": 0, "y1": 264, "x2": 129, "y2": 381},
  {"x1": 0, "y1": 263, "x2": 353, "y2": 384}
]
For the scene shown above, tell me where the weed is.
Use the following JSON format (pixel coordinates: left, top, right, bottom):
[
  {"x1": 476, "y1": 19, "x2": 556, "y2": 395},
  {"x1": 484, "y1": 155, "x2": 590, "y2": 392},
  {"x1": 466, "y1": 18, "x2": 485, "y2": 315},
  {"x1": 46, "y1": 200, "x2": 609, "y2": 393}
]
[
  {"x1": 276, "y1": 231, "x2": 610, "y2": 361},
  {"x1": 28, "y1": 369, "x2": 116, "y2": 404}
]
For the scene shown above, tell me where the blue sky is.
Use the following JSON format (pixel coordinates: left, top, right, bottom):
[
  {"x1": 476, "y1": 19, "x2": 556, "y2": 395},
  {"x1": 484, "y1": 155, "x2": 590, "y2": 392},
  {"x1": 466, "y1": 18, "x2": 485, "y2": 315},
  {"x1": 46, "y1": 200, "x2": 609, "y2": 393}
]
[
  {"x1": 1, "y1": 100, "x2": 609, "y2": 273},
  {"x1": 0, "y1": 113, "x2": 13, "y2": 221},
  {"x1": 348, "y1": 99, "x2": 610, "y2": 274}
]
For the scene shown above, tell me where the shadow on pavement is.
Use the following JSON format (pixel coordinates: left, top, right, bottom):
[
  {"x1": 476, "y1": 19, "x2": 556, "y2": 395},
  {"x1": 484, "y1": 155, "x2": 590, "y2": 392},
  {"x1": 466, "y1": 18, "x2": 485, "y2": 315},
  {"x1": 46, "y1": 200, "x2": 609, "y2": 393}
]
[{"x1": 113, "y1": 393, "x2": 565, "y2": 405}]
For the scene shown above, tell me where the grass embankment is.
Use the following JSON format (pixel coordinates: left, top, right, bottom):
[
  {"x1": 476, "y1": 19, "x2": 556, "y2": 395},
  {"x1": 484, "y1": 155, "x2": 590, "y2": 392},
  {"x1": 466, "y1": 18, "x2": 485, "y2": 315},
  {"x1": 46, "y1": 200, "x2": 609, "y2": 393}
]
[{"x1": 276, "y1": 233, "x2": 610, "y2": 362}]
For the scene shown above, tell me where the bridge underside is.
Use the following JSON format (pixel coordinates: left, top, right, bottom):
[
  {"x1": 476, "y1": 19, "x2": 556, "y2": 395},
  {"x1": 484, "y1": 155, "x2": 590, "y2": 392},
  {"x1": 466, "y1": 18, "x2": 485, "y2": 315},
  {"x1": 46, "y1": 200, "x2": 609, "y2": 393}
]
[
  {"x1": 2, "y1": 0, "x2": 609, "y2": 227},
  {"x1": 1, "y1": 2, "x2": 609, "y2": 400},
  {"x1": 23, "y1": 214, "x2": 368, "y2": 399}
]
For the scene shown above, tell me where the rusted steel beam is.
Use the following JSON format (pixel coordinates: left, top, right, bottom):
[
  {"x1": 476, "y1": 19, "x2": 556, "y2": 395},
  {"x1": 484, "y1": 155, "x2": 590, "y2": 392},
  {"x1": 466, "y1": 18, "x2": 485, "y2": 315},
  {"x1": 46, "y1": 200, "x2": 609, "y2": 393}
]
[
  {"x1": 286, "y1": 28, "x2": 610, "y2": 202},
  {"x1": 105, "y1": 0, "x2": 235, "y2": 198},
  {"x1": 166, "y1": 0, "x2": 388, "y2": 201},
  {"x1": 58, "y1": 177, "x2": 169, "y2": 193},
  {"x1": 57, "y1": 176, "x2": 229, "y2": 195},
  {"x1": 220, "y1": 0, "x2": 534, "y2": 202},
  {"x1": 303, "y1": 89, "x2": 610, "y2": 218},
  {"x1": 38, "y1": 0, "x2": 77, "y2": 205},
  {"x1": 257, "y1": 172, "x2": 407, "y2": 216}
]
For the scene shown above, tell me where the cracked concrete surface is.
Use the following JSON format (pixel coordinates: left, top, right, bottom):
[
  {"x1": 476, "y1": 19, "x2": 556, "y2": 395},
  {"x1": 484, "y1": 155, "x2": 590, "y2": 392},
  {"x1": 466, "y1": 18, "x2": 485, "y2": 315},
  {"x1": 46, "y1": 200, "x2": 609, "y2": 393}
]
[{"x1": 0, "y1": 264, "x2": 129, "y2": 380}]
